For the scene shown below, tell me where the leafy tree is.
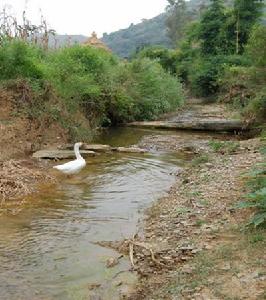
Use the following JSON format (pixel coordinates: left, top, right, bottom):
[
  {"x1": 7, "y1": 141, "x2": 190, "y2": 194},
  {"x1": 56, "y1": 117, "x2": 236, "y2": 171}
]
[
  {"x1": 198, "y1": 0, "x2": 227, "y2": 55},
  {"x1": 165, "y1": 0, "x2": 190, "y2": 45},
  {"x1": 135, "y1": 46, "x2": 180, "y2": 74},
  {"x1": 233, "y1": 0, "x2": 264, "y2": 54},
  {"x1": 246, "y1": 24, "x2": 266, "y2": 67}
]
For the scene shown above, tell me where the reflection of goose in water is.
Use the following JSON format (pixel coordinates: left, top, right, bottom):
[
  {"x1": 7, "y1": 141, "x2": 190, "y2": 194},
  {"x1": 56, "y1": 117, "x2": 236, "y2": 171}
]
[{"x1": 53, "y1": 142, "x2": 86, "y2": 175}]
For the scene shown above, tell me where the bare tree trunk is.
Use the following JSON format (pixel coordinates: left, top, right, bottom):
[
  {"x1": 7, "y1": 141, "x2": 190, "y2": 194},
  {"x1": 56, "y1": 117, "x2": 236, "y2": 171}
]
[{"x1": 236, "y1": 13, "x2": 239, "y2": 54}]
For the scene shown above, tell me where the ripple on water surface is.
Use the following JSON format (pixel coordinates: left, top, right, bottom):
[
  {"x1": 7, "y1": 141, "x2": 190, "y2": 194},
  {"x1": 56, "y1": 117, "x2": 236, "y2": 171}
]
[{"x1": 0, "y1": 129, "x2": 184, "y2": 299}]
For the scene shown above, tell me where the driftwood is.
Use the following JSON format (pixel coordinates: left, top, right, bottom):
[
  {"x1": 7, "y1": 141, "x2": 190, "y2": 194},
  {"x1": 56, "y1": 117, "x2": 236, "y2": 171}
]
[
  {"x1": 129, "y1": 243, "x2": 135, "y2": 269},
  {"x1": 128, "y1": 240, "x2": 167, "y2": 269}
]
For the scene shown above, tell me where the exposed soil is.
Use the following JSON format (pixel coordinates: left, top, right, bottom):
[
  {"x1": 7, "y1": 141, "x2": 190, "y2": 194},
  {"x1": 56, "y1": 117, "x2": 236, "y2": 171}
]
[
  {"x1": 0, "y1": 88, "x2": 65, "y2": 206},
  {"x1": 0, "y1": 89, "x2": 68, "y2": 160}
]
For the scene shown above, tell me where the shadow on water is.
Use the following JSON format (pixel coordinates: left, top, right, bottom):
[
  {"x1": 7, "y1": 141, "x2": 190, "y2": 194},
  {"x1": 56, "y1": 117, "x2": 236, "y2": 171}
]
[{"x1": 0, "y1": 127, "x2": 194, "y2": 299}]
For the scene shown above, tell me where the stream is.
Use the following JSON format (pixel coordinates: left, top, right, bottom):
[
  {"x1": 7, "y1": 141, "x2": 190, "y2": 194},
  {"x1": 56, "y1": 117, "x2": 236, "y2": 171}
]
[{"x1": 0, "y1": 127, "x2": 207, "y2": 299}]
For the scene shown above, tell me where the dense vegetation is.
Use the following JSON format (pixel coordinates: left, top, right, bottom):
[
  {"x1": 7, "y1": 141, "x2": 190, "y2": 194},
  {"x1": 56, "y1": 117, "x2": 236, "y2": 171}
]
[
  {"x1": 139, "y1": 0, "x2": 265, "y2": 124},
  {"x1": 0, "y1": 39, "x2": 183, "y2": 140}
]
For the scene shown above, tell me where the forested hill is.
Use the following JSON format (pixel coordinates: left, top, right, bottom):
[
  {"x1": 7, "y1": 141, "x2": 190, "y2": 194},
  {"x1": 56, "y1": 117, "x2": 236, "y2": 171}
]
[
  {"x1": 101, "y1": 14, "x2": 171, "y2": 58},
  {"x1": 100, "y1": 0, "x2": 212, "y2": 58}
]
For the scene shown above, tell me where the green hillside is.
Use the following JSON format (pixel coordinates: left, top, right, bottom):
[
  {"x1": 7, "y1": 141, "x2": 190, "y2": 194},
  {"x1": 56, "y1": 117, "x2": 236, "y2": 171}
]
[
  {"x1": 100, "y1": 0, "x2": 211, "y2": 58},
  {"x1": 101, "y1": 14, "x2": 171, "y2": 58}
]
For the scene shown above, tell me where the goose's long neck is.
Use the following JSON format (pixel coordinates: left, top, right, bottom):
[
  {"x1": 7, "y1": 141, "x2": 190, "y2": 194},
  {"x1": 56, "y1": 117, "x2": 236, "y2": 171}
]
[{"x1": 74, "y1": 143, "x2": 83, "y2": 160}]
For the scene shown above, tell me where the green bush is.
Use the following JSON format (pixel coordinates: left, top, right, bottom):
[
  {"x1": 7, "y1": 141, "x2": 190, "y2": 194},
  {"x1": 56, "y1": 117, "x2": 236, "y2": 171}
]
[
  {"x1": 42, "y1": 46, "x2": 117, "y2": 126},
  {"x1": 243, "y1": 87, "x2": 266, "y2": 122},
  {"x1": 124, "y1": 58, "x2": 183, "y2": 120},
  {"x1": 236, "y1": 156, "x2": 266, "y2": 227},
  {"x1": 189, "y1": 55, "x2": 251, "y2": 97},
  {"x1": 136, "y1": 46, "x2": 180, "y2": 74},
  {"x1": 0, "y1": 41, "x2": 184, "y2": 138},
  {"x1": 246, "y1": 24, "x2": 266, "y2": 67},
  {"x1": 219, "y1": 64, "x2": 266, "y2": 122},
  {"x1": 208, "y1": 140, "x2": 240, "y2": 154},
  {"x1": 0, "y1": 40, "x2": 44, "y2": 81}
]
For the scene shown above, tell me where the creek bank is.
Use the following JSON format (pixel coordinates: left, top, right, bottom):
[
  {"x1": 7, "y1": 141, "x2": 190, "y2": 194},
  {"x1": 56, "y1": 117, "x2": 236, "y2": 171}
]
[
  {"x1": 99, "y1": 137, "x2": 265, "y2": 300},
  {"x1": 0, "y1": 160, "x2": 53, "y2": 213}
]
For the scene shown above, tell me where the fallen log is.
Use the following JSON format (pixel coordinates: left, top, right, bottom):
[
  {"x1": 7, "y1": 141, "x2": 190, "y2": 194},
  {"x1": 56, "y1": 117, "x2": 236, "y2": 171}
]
[{"x1": 127, "y1": 119, "x2": 250, "y2": 132}]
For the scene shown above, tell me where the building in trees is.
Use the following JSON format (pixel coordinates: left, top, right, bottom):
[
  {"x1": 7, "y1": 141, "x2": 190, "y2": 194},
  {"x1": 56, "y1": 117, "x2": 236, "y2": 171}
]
[{"x1": 83, "y1": 32, "x2": 111, "y2": 51}]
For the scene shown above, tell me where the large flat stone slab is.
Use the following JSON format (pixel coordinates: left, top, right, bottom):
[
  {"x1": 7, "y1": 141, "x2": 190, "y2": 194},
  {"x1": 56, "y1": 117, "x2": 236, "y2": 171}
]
[
  {"x1": 113, "y1": 146, "x2": 147, "y2": 153},
  {"x1": 127, "y1": 119, "x2": 249, "y2": 132},
  {"x1": 33, "y1": 150, "x2": 96, "y2": 159},
  {"x1": 59, "y1": 144, "x2": 112, "y2": 152},
  {"x1": 59, "y1": 144, "x2": 147, "y2": 154}
]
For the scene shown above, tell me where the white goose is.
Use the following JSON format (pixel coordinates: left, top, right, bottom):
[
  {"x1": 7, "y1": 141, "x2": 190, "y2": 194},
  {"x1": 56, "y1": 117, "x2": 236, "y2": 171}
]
[{"x1": 53, "y1": 142, "x2": 86, "y2": 175}]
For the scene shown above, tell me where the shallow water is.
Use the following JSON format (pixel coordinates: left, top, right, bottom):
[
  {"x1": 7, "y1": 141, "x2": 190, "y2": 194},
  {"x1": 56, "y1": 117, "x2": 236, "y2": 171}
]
[{"x1": 0, "y1": 128, "x2": 194, "y2": 299}]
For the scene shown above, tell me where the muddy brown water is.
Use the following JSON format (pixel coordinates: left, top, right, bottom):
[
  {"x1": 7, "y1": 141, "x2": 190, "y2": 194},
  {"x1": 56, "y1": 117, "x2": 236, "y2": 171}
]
[{"x1": 0, "y1": 127, "x2": 229, "y2": 299}]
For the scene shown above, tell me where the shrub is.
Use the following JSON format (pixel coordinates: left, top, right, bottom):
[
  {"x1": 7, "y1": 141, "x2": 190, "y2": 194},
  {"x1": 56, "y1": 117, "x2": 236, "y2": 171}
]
[
  {"x1": 236, "y1": 158, "x2": 266, "y2": 227},
  {"x1": 208, "y1": 140, "x2": 240, "y2": 154},
  {"x1": 189, "y1": 59, "x2": 221, "y2": 96},
  {"x1": 243, "y1": 87, "x2": 266, "y2": 122},
  {"x1": 246, "y1": 24, "x2": 266, "y2": 67},
  {"x1": 0, "y1": 40, "x2": 44, "y2": 81},
  {"x1": 0, "y1": 41, "x2": 184, "y2": 139},
  {"x1": 189, "y1": 55, "x2": 249, "y2": 97},
  {"x1": 136, "y1": 46, "x2": 180, "y2": 74},
  {"x1": 121, "y1": 58, "x2": 184, "y2": 121},
  {"x1": 220, "y1": 64, "x2": 266, "y2": 122},
  {"x1": 43, "y1": 46, "x2": 116, "y2": 120}
]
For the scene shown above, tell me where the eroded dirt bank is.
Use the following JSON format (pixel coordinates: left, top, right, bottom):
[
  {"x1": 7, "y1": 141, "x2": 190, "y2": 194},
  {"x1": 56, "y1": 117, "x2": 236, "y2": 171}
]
[{"x1": 0, "y1": 89, "x2": 66, "y2": 207}]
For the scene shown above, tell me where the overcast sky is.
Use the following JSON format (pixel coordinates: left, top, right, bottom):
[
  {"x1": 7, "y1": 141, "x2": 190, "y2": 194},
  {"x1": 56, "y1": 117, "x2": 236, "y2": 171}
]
[{"x1": 1, "y1": 0, "x2": 169, "y2": 37}]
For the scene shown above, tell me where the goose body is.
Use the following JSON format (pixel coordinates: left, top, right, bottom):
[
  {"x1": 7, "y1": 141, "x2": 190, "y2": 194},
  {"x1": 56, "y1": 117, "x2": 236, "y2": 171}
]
[{"x1": 53, "y1": 142, "x2": 86, "y2": 175}]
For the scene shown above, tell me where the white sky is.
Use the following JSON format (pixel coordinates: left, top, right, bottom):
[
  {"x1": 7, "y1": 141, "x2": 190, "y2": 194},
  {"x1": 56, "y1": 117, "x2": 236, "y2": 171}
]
[{"x1": 1, "y1": 0, "x2": 169, "y2": 37}]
